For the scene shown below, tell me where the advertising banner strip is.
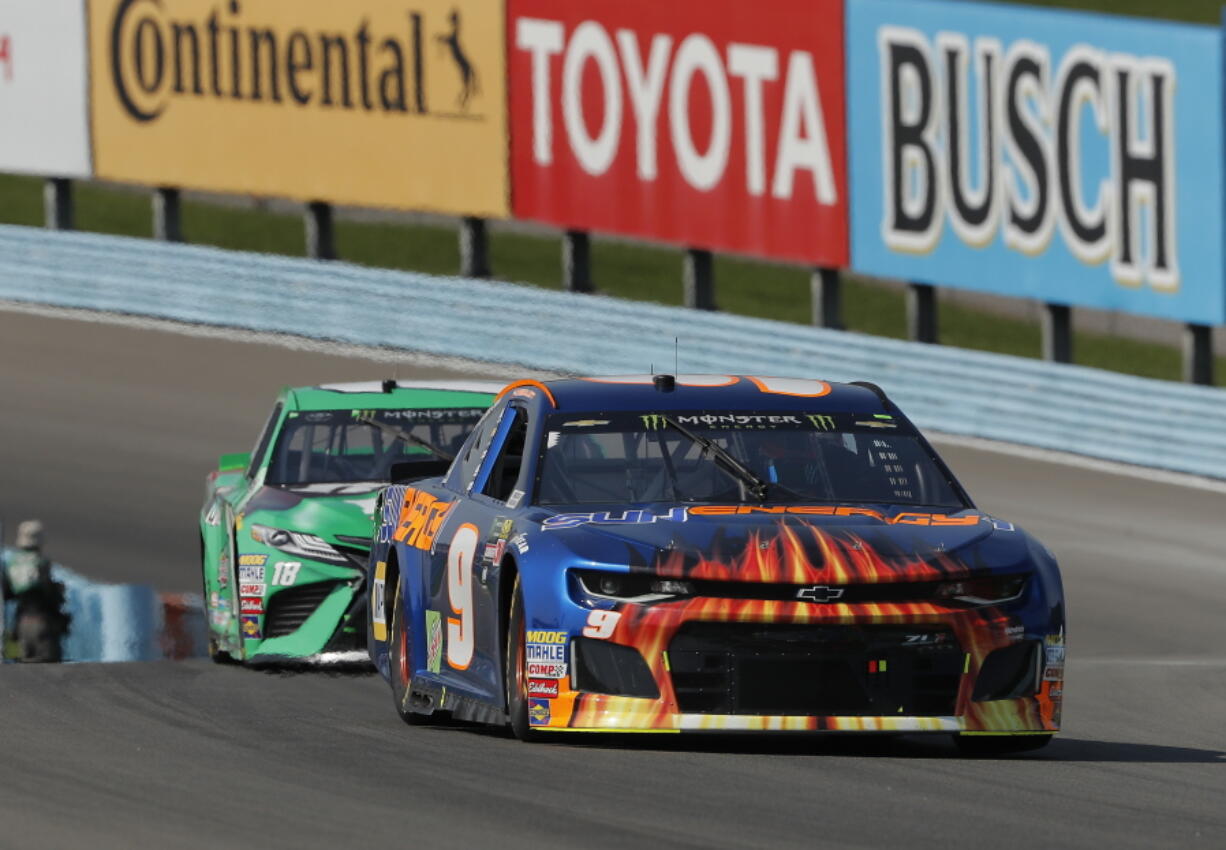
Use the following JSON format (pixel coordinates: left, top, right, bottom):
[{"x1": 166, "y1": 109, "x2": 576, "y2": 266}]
[
  {"x1": 88, "y1": 0, "x2": 509, "y2": 218},
  {"x1": 508, "y1": 0, "x2": 848, "y2": 266},
  {"x1": 0, "y1": 0, "x2": 92, "y2": 177},
  {"x1": 847, "y1": 0, "x2": 1225, "y2": 325}
]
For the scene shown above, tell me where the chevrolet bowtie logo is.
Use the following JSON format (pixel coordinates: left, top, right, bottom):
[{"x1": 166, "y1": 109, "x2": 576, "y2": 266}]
[{"x1": 796, "y1": 585, "x2": 845, "y2": 603}]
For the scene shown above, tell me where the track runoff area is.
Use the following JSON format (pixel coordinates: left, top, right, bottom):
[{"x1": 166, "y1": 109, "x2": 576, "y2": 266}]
[{"x1": 0, "y1": 305, "x2": 1223, "y2": 849}]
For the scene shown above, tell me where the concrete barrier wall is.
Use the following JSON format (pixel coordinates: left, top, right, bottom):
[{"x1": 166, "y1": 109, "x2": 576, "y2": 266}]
[
  {"x1": 2, "y1": 547, "x2": 203, "y2": 662},
  {"x1": 3, "y1": 224, "x2": 1226, "y2": 479}
]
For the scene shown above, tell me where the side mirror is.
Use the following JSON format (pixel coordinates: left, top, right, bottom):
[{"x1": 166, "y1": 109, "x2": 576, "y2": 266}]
[
  {"x1": 390, "y1": 459, "x2": 452, "y2": 484},
  {"x1": 218, "y1": 452, "x2": 251, "y2": 473}
]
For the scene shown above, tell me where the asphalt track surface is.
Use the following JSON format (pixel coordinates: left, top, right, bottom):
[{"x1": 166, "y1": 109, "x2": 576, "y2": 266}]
[{"x1": 1, "y1": 307, "x2": 1224, "y2": 849}]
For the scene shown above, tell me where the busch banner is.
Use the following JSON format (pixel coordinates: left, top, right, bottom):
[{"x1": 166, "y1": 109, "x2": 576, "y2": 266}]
[
  {"x1": 89, "y1": 0, "x2": 508, "y2": 217},
  {"x1": 509, "y1": 0, "x2": 848, "y2": 265},
  {"x1": 848, "y1": 0, "x2": 1225, "y2": 324}
]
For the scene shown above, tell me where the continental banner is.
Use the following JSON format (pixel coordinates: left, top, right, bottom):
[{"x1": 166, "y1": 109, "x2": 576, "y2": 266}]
[
  {"x1": 847, "y1": 0, "x2": 1225, "y2": 324},
  {"x1": 88, "y1": 0, "x2": 508, "y2": 217}
]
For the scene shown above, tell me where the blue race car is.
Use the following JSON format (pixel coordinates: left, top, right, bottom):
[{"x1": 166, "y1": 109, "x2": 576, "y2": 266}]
[{"x1": 366, "y1": 375, "x2": 1065, "y2": 752}]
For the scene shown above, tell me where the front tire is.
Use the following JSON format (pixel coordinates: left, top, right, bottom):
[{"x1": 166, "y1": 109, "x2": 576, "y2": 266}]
[
  {"x1": 505, "y1": 575, "x2": 538, "y2": 742},
  {"x1": 389, "y1": 576, "x2": 428, "y2": 725},
  {"x1": 953, "y1": 734, "x2": 1053, "y2": 755}
]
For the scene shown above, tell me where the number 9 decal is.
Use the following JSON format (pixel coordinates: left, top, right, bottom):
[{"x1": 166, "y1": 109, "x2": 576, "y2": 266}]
[
  {"x1": 446, "y1": 524, "x2": 479, "y2": 670},
  {"x1": 583, "y1": 609, "x2": 622, "y2": 639}
]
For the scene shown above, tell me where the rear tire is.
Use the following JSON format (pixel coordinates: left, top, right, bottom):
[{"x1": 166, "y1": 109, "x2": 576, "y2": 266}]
[
  {"x1": 953, "y1": 734, "x2": 1053, "y2": 755},
  {"x1": 505, "y1": 575, "x2": 539, "y2": 742},
  {"x1": 389, "y1": 576, "x2": 428, "y2": 725},
  {"x1": 207, "y1": 635, "x2": 236, "y2": 665}
]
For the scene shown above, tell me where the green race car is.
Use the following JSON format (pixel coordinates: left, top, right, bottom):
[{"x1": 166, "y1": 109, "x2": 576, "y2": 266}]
[{"x1": 199, "y1": 380, "x2": 499, "y2": 664}]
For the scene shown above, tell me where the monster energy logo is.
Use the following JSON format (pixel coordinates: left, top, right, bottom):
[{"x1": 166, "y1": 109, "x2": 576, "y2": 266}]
[
  {"x1": 641, "y1": 414, "x2": 667, "y2": 431},
  {"x1": 807, "y1": 414, "x2": 836, "y2": 431},
  {"x1": 352, "y1": 409, "x2": 378, "y2": 419}
]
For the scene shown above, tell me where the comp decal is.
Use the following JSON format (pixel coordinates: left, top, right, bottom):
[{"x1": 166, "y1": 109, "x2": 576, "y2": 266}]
[{"x1": 525, "y1": 630, "x2": 568, "y2": 680}]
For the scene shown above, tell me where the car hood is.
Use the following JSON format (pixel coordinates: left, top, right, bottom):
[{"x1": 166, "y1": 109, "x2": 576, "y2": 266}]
[
  {"x1": 241, "y1": 484, "x2": 384, "y2": 542},
  {"x1": 529, "y1": 504, "x2": 1034, "y2": 582}
]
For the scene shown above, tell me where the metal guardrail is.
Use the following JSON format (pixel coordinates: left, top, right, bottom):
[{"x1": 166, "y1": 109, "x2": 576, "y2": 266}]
[{"x1": 3, "y1": 223, "x2": 1226, "y2": 479}]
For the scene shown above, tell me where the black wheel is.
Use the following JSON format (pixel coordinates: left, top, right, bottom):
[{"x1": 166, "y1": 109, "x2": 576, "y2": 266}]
[
  {"x1": 505, "y1": 574, "x2": 539, "y2": 742},
  {"x1": 207, "y1": 634, "x2": 235, "y2": 665},
  {"x1": 953, "y1": 734, "x2": 1053, "y2": 755},
  {"x1": 389, "y1": 576, "x2": 428, "y2": 725}
]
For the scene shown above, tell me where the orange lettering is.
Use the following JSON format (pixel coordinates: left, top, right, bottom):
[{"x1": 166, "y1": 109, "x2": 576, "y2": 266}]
[
  {"x1": 835, "y1": 507, "x2": 884, "y2": 521},
  {"x1": 932, "y1": 515, "x2": 981, "y2": 526}
]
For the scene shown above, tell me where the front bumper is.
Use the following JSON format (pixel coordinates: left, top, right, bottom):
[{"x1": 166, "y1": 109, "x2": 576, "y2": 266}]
[{"x1": 530, "y1": 599, "x2": 1063, "y2": 734}]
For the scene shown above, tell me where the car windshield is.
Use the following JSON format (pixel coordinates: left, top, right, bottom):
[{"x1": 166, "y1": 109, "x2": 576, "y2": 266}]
[
  {"x1": 265, "y1": 407, "x2": 485, "y2": 485},
  {"x1": 536, "y1": 411, "x2": 965, "y2": 508}
]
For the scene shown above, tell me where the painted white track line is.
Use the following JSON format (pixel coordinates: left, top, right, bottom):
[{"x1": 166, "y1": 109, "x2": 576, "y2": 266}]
[{"x1": 6, "y1": 299, "x2": 1225, "y2": 494}]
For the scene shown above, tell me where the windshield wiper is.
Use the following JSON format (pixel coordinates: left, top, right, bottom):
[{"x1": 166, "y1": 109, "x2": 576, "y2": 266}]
[
  {"x1": 660, "y1": 414, "x2": 770, "y2": 502},
  {"x1": 357, "y1": 415, "x2": 454, "y2": 462}
]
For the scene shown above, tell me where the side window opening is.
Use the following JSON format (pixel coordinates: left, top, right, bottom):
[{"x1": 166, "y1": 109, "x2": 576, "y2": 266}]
[
  {"x1": 481, "y1": 409, "x2": 528, "y2": 503},
  {"x1": 446, "y1": 406, "x2": 501, "y2": 491},
  {"x1": 246, "y1": 403, "x2": 283, "y2": 479}
]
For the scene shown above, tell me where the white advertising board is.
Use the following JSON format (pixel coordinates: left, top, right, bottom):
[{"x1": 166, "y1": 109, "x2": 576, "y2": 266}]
[{"x1": 0, "y1": 0, "x2": 91, "y2": 177}]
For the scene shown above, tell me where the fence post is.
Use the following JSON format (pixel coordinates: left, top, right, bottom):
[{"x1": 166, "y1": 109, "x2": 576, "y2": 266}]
[
  {"x1": 152, "y1": 187, "x2": 183, "y2": 242},
  {"x1": 683, "y1": 248, "x2": 716, "y2": 311},
  {"x1": 44, "y1": 178, "x2": 73, "y2": 230},
  {"x1": 305, "y1": 201, "x2": 336, "y2": 260},
  {"x1": 562, "y1": 230, "x2": 593, "y2": 293},
  {"x1": 811, "y1": 267, "x2": 842, "y2": 329},
  {"x1": 906, "y1": 282, "x2": 939, "y2": 344},
  {"x1": 1183, "y1": 323, "x2": 1215, "y2": 385},
  {"x1": 459, "y1": 216, "x2": 490, "y2": 278},
  {"x1": 1040, "y1": 303, "x2": 1073, "y2": 364}
]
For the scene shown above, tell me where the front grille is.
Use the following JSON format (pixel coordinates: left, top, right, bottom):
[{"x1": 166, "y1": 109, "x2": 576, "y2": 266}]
[
  {"x1": 668, "y1": 623, "x2": 964, "y2": 716},
  {"x1": 264, "y1": 581, "x2": 344, "y2": 638},
  {"x1": 334, "y1": 544, "x2": 370, "y2": 571},
  {"x1": 678, "y1": 578, "x2": 953, "y2": 604}
]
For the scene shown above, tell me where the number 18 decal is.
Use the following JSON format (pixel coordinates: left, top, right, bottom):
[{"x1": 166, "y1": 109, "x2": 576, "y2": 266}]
[
  {"x1": 272, "y1": 561, "x2": 301, "y2": 586},
  {"x1": 446, "y1": 524, "x2": 479, "y2": 670}
]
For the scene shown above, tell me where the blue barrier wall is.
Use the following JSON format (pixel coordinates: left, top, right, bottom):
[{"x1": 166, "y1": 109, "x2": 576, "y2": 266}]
[
  {"x1": 3, "y1": 224, "x2": 1226, "y2": 479},
  {"x1": 1, "y1": 547, "x2": 198, "y2": 662},
  {"x1": 847, "y1": 0, "x2": 1224, "y2": 324}
]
